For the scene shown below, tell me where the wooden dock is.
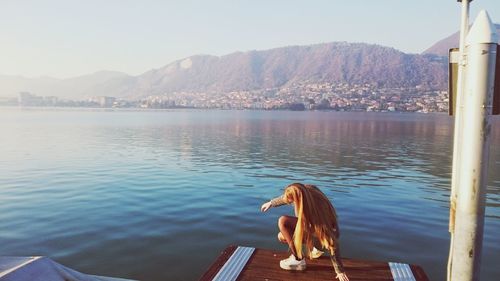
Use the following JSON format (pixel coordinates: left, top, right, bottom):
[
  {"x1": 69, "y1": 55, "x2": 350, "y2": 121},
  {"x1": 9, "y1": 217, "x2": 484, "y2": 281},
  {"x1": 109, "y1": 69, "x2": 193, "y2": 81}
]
[{"x1": 199, "y1": 245, "x2": 429, "y2": 281}]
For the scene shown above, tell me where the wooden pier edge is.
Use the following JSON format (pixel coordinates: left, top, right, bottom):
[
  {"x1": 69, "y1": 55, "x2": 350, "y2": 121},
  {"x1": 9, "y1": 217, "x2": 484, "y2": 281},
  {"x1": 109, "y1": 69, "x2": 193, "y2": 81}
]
[
  {"x1": 409, "y1": 264, "x2": 430, "y2": 281},
  {"x1": 199, "y1": 245, "x2": 430, "y2": 281},
  {"x1": 199, "y1": 245, "x2": 238, "y2": 281}
]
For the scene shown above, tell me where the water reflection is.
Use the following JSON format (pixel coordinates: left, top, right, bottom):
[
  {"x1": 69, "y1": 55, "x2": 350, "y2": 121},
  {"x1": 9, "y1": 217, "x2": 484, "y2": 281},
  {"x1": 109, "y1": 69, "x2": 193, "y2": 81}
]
[
  {"x1": 116, "y1": 112, "x2": 492, "y2": 201},
  {"x1": 0, "y1": 108, "x2": 498, "y2": 281}
]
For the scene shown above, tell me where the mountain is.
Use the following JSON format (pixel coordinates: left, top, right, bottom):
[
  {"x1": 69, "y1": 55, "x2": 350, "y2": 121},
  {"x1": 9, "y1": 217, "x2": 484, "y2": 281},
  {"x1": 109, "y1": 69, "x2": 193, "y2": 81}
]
[
  {"x1": 60, "y1": 71, "x2": 132, "y2": 99},
  {"x1": 423, "y1": 24, "x2": 500, "y2": 56},
  {"x1": 0, "y1": 42, "x2": 448, "y2": 100},
  {"x1": 0, "y1": 71, "x2": 130, "y2": 98},
  {"x1": 110, "y1": 42, "x2": 448, "y2": 99}
]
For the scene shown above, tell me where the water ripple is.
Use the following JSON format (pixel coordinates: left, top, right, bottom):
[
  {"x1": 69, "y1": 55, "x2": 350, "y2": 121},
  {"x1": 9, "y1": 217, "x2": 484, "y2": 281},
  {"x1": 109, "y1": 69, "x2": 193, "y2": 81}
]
[{"x1": 0, "y1": 109, "x2": 499, "y2": 281}]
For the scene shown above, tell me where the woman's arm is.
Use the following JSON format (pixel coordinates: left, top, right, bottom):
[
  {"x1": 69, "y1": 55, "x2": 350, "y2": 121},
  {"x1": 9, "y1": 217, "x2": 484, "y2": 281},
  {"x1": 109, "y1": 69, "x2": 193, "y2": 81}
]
[
  {"x1": 270, "y1": 195, "x2": 288, "y2": 207},
  {"x1": 261, "y1": 195, "x2": 288, "y2": 212}
]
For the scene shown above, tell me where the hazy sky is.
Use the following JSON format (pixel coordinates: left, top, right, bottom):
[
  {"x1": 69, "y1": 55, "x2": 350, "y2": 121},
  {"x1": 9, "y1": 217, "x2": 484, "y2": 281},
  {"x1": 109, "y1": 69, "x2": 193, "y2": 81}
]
[{"x1": 1, "y1": 0, "x2": 499, "y2": 79}]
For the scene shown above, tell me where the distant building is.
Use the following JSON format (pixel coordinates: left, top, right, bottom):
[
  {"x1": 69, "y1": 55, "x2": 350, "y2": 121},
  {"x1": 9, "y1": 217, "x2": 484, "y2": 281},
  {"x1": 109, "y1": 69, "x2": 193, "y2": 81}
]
[
  {"x1": 43, "y1": 96, "x2": 58, "y2": 106},
  {"x1": 88, "y1": 96, "x2": 116, "y2": 107},
  {"x1": 18, "y1": 92, "x2": 43, "y2": 106},
  {"x1": 99, "y1": 96, "x2": 116, "y2": 107}
]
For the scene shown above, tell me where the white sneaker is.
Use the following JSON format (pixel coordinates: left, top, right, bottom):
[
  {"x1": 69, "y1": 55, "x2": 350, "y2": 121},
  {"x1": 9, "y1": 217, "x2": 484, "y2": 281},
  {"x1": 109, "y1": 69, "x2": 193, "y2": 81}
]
[
  {"x1": 280, "y1": 254, "x2": 306, "y2": 271},
  {"x1": 311, "y1": 247, "x2": 324, "y2": 259}
]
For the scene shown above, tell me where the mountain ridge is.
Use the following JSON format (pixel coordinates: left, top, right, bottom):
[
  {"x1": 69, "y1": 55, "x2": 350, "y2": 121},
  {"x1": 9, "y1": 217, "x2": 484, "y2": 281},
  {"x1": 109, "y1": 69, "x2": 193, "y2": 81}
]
[
  {"x1": 0, "y1": 42, "x2": 448, "y2": 100},
  {"x1": 99, "y1": 42, "x2": 448, "y2": 99},
  {"x1": 0, "y1": 71, "x2": 130, "y2": 99},
  {"x1": 423, "y1": 23, "x2": 500, "y2": 56}
]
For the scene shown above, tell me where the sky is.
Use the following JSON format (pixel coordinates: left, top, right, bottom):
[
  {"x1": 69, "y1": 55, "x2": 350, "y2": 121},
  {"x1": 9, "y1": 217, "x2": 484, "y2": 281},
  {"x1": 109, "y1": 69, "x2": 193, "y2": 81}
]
[{"x1": 1, "y1": 0, "x2": 500, "y2": 79}]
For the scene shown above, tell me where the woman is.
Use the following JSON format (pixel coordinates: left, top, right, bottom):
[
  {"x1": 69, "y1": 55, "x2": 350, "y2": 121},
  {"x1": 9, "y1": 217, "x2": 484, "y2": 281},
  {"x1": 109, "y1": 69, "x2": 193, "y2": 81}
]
[{"x1": 261, "y1": 183, "x2": 349, "y2": 281}]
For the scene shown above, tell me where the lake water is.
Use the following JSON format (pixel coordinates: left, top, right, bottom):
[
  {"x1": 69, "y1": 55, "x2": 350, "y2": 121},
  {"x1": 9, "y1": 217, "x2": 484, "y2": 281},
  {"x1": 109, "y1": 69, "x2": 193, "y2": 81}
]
[{"x1": 0, "y1": 108, "x2": 498, "y2": 281}]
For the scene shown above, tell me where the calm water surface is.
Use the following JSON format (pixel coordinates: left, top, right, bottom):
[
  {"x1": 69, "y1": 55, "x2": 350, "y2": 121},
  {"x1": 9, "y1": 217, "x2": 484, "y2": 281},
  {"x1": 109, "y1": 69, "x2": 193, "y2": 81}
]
[{"x1": 0, "y1": 108, "x2": 499, "y2": 281}]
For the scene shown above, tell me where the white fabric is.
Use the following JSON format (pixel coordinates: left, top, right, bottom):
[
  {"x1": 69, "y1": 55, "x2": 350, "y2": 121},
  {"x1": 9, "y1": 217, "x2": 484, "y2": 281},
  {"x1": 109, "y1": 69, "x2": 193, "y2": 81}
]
[{"x1": 0, "y1": 256, "x2": 134, "y2": 281}]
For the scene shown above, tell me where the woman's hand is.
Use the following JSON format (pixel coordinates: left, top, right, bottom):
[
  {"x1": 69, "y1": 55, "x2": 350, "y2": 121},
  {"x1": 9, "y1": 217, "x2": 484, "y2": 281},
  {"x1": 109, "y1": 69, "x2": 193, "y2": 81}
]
[
  {"x1": 336, "y1": 272, "x2": 349, "y2": 281},
  {"x1": 261, "y1": 201, "x2": 272, "y2": 212}
]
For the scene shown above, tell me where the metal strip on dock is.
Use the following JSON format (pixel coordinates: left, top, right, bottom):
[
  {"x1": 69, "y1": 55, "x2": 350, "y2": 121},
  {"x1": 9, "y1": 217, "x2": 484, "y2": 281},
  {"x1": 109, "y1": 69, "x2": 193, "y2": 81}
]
[
  {"x1": 212, "y1": 246, "x2": 255, "y2": 281},
  {"x1": 389, "y1": 262, "x2": 417, "y2": 281}
]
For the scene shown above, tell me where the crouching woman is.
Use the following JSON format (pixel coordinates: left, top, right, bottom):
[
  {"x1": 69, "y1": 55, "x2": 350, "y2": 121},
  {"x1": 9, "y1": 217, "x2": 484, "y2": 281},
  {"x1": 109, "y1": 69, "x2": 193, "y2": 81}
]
[{"x1": 261, "y1": 183, "x2": 349, "y2": 281}]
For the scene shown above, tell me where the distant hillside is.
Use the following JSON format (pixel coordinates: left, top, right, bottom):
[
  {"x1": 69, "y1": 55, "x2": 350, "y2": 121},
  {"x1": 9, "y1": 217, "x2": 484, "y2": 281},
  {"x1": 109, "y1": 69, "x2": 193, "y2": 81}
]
[
  {"x1": 423, "y1": 24, "x2": 500, "y2": 56},
  {"x1": 0, "y1": 71, "x2": 130, "y2": 98},
  {"x1": 0, "y1": 42, "x2": 448, "y2": 100},
  {"x1": 114, "y1": 42, "x2": 447, "y2": 99}
]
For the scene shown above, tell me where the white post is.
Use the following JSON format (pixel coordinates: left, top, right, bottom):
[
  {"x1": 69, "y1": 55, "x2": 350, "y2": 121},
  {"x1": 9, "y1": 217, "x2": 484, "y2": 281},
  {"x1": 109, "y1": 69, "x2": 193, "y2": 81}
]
[
  {"x1": 447, "y1": 1, "x2": 470, "y2": 280},
  {"x1": 450, "y1": 0, "x2": 471, "y2": 236},
  {"x1": 450, "y1": 10, "x2": 497, "y2": 281}
]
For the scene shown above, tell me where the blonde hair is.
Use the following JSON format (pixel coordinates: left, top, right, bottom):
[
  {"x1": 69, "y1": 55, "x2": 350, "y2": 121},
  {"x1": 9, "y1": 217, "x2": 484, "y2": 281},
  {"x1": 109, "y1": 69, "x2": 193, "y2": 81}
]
[{"x1": 284, "y1": 183, "x2": 340, "y2": 259}]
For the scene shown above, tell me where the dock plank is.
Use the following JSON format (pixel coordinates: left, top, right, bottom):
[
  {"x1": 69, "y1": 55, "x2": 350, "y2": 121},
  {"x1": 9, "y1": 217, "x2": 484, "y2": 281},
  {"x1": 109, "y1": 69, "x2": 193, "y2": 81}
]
[{"x1": 200, "y1": 246, "x2": 429, "y2": 281}]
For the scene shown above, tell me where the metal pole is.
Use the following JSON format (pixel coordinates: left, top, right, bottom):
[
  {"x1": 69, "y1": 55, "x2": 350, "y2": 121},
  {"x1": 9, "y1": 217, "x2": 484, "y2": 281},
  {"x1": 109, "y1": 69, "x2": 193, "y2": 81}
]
[
  {"x1": 459, "y1": 0, "x2": 472, "y2": 51},
  {"x1": 447, "y1": 1, "x2": 471, "y2": 280},
  {"x1": 450, "y1": 10, "x2": 497, "y2": 281},
  {"x1": 450, "y1": 0, "x2": 471, "y2": 232}
]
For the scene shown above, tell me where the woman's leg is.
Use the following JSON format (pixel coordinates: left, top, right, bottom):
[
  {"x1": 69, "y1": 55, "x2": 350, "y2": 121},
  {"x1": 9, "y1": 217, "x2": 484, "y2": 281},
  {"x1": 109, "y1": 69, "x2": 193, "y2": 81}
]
[
  {"x1": 278, "y1": 215, "x2": 299, "y2": 258},
  {"x1": 277, "y1": 232, "x2": 287, "y2": 243}
]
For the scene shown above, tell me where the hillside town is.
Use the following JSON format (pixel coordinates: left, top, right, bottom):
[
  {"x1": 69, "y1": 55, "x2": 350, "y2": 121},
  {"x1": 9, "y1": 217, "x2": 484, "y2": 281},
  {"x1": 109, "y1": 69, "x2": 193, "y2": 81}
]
[{"x1": 1, "y1": 82, "x2": 449, "y2": 113}]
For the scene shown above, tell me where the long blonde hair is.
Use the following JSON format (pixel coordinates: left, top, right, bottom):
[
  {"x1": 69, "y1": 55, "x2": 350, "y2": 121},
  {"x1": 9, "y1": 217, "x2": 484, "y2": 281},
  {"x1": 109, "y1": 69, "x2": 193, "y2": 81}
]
[{"x1": 284, "y1": 183, "x2": 340, "y2": 259}]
